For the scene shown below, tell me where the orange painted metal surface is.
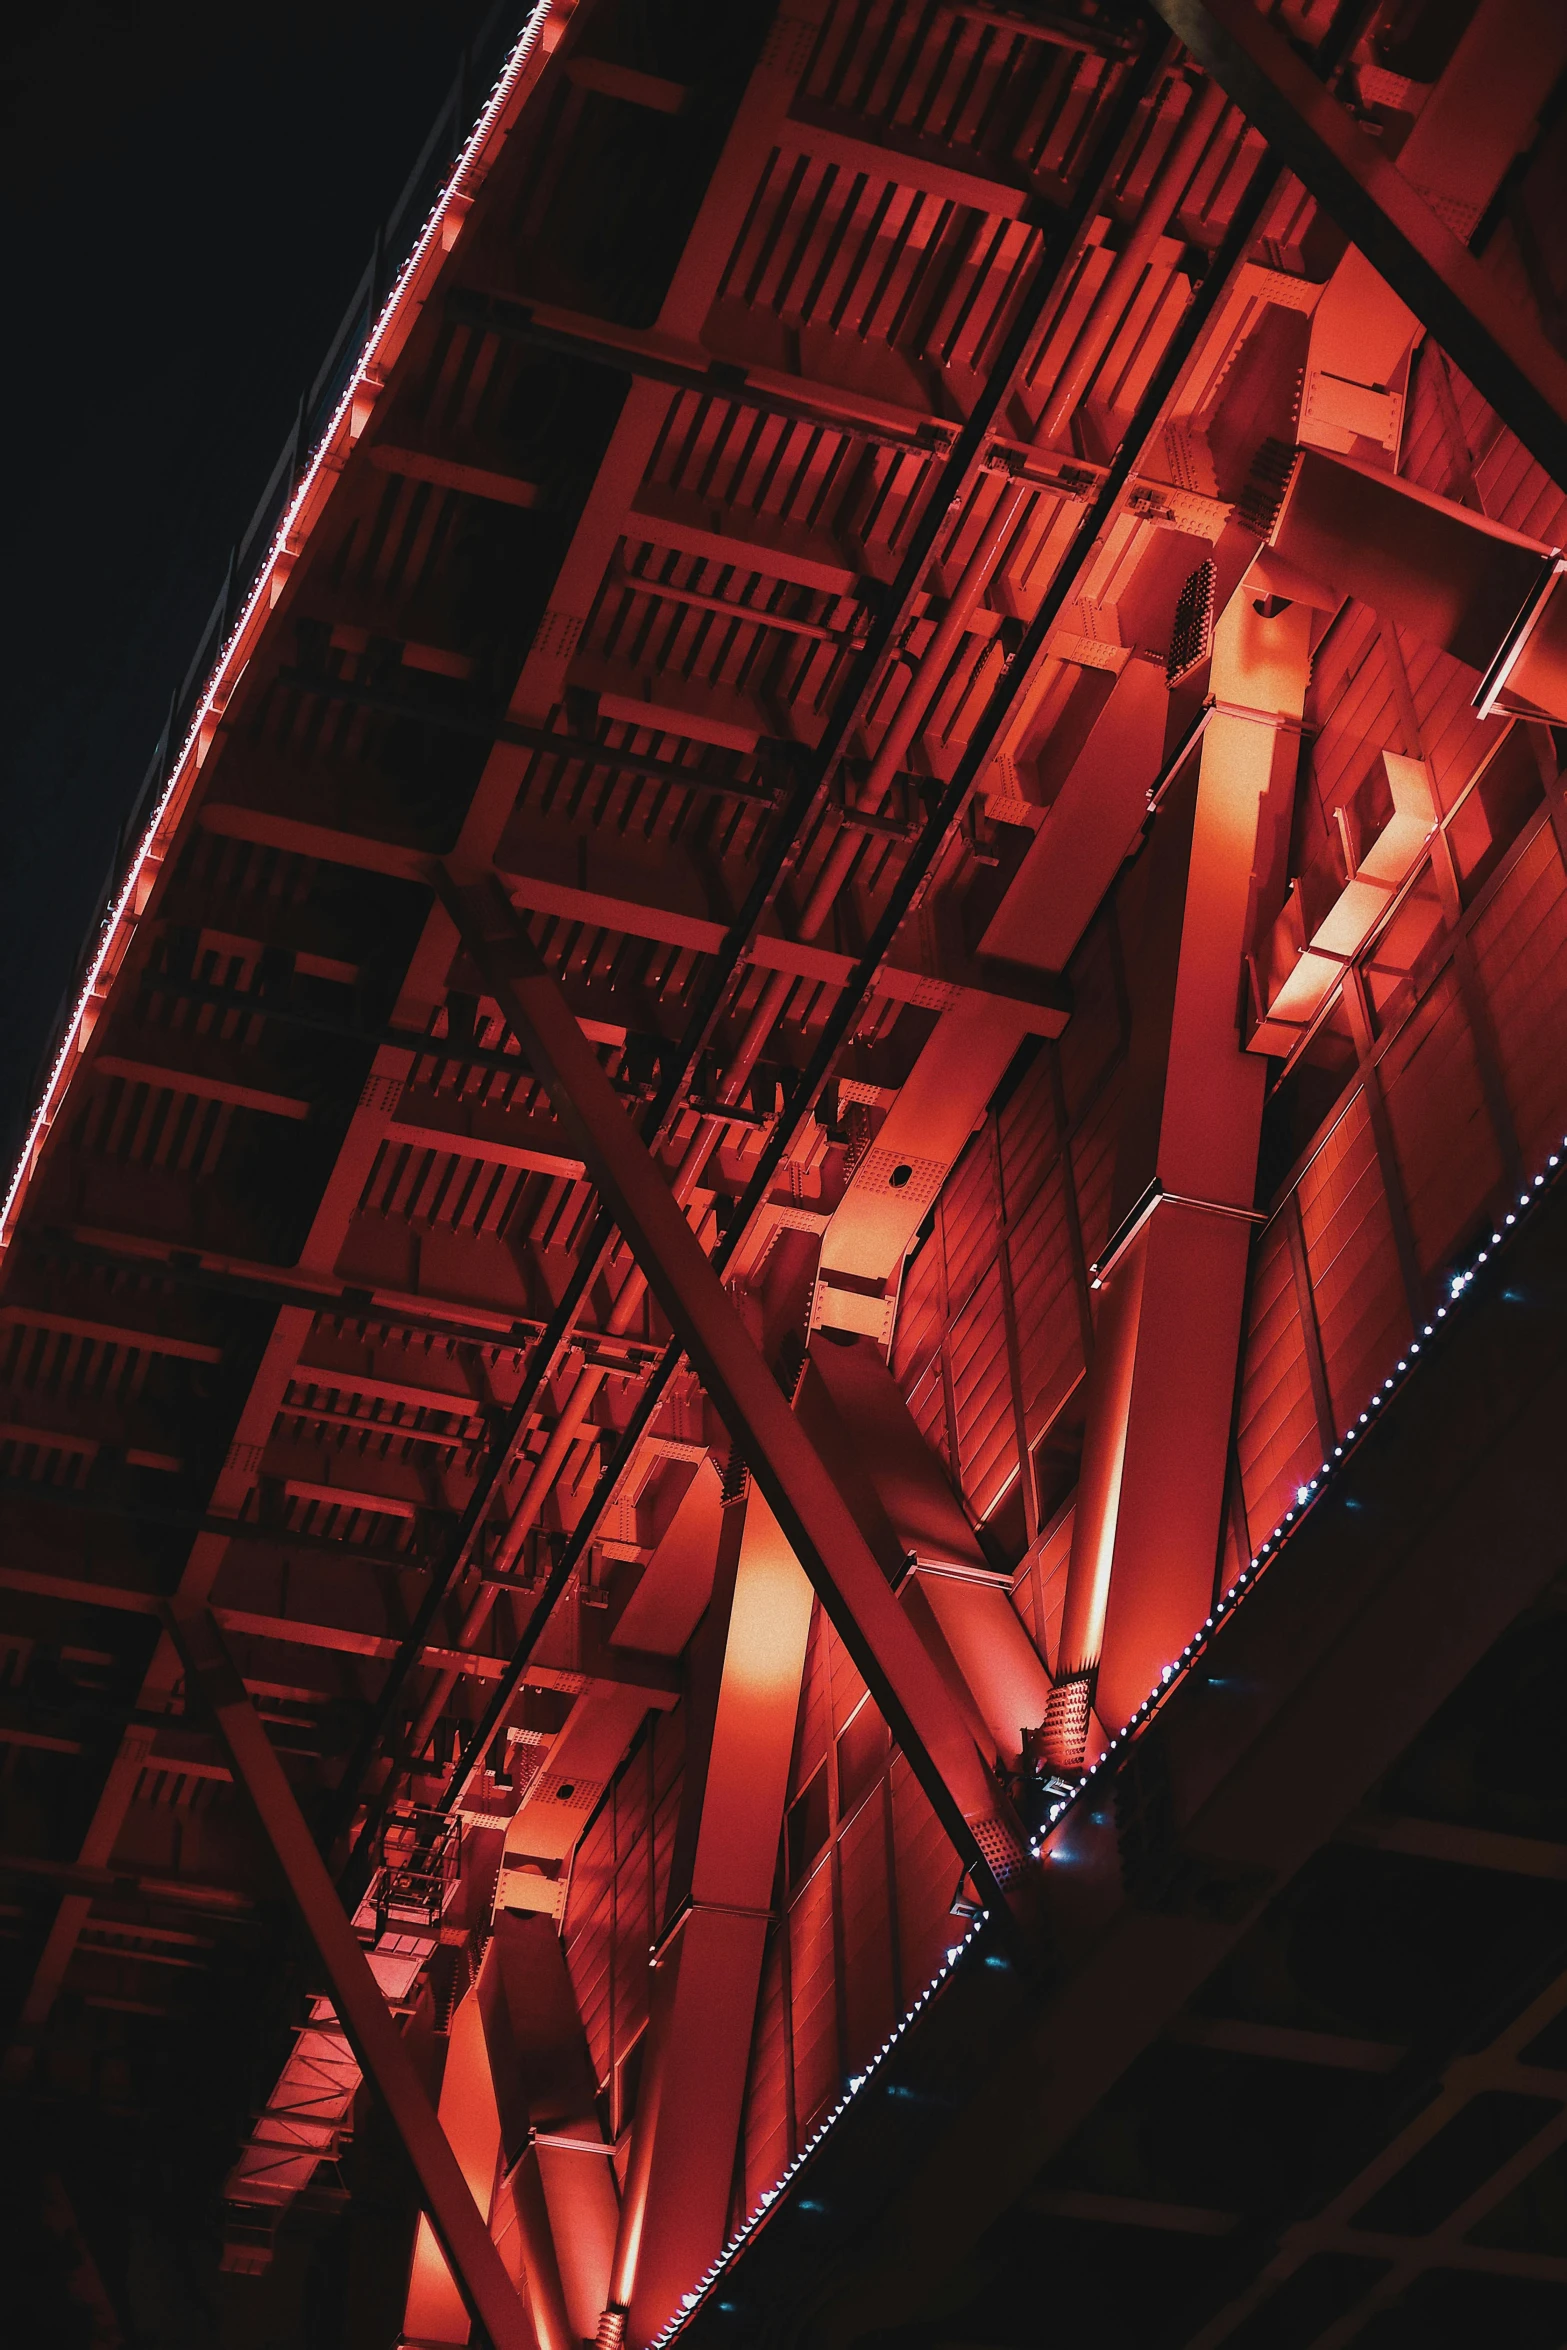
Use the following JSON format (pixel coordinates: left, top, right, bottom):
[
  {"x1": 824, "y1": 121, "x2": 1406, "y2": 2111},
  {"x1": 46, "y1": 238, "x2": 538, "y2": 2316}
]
[{"x1": 8, "y1": 0, "x2": 1567, "y2": 2338}]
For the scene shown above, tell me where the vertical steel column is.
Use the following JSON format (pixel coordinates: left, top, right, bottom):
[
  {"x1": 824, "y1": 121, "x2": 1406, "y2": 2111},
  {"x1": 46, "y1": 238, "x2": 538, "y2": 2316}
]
[
  {"x1": 164, "y1": 1603, "x2": 533, "y2": 2350},
  {"x1": 402, "y1": 1983, "x2": 508, "y2": 2348},
  {"x1": 1050, "y1": 588, "x2": 1313, "y2": 1748},
  {"x1": 479, "y1": 1912, "x2": 616, "y2": 2350},
  {"x1": 608, "y1": 1484, "x2": 814, "y2": 2345}
]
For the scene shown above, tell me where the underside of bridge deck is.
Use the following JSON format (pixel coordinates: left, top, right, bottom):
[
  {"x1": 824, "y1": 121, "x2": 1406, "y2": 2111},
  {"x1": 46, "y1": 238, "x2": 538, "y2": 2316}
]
[{"x1": 8, "y1": 3, "x2": 1567, "y2": 2345}]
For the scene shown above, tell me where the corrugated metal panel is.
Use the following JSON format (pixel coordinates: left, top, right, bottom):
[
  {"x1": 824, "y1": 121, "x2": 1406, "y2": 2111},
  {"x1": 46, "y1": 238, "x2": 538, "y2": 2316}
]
[
  {"x1": 1305, "y1": 605, "x2": 1387, "y2": 835},
  {"x1": 889, "y1": 927, "x2": 1128, "y2": 1525},
  {"x1": 1011, "y1": 1541, "x2": 1055, "y2": 1673},
  {"x1": 889, "y1": 1751, "x2": 954, "y2": 2005},
  {"x1": 743, "y1": 1929, "x2": 790, "y2": 2211},
  {"x1": 1235, "y1": 1215, "x2": 1317, "y2": 1551},
  {"x1": 1298, "y1": 609, "x2": 1494, "y2": 903},
  {"x1": 892, "y1": 1228, "x2": 952, "y2": 1470},
  {"x1": 1472, "y1": 817, "x2": 1567, "y2": 1166},
  {"x1": 902, "y1": 1355, "x2": 954, "y2": 1474},
  {"x1": 788, "y1": 1856, "x2": 838, "y2": 2138},
  {"x1": 565, "y1": 1789, "x2": 616, "y2": 2092},
  {"x1": 837, "y1": 1790, "x2": 895, "y2": 2074},
  {"x1": 1296, "y1": 1092, "x2": 1409, "y2": 1433},
  {"x1": 560, "y1": 1721, "x2": 682, "y2": 2116},
  {"x1": 1474, "y1": 420, "x2": 1567, "y2": 546},
  {"x1": 894, "y1": 1127, "x2": 1023, "y2": 1523},
  {"x1": 1399, "y1": 344, "x2": 1459, "y2": 499},
  {"x1": 1403, "y1": 636, "x2": 1501, "y2": 815},
  {"x1": 1006, "y1": 1157, "x2": 1085, "y2": 1440},
  {"x1": 827, "y1": 1632, "x2": 867, "y2": 1737},
  {"x1": 890, "y1": 1214, "x2": 944, "y2": 1391},
  {"x1": 1070, "y1": 1059, "x2": 1125, "y2": 1268},
  {"x1": 997, "y1": 1050, "x2": 1054, "y2": 1197},
  {"x1": 1217, "y1": 1461, "x2": 1251, "y2": 1597},
  {"x1": 610, "y1": 1741, "x2": 654, "y2": 2090},
  {"x1": 949, "y1": 1259, "x2": 1018, "y2": 1520},
  {"x1": 1380, "y1": 967, "x2": 1500, "y2": 1274},
  {"x1": 997, "y1": 1049, "x2": 1085, "y2": 1445}
]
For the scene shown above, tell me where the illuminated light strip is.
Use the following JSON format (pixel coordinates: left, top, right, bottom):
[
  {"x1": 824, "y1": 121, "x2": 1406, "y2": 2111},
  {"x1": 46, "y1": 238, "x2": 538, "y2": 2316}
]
[
  {"x1": 648, "y1": 1135, "x2": 1567, "y2": 2344},
  {"x1": 15, "y1": 1, "x2": 1547, "y2": 2315},
  {"x1": 1025, "y1": 1142, "x2": 1567, "y2": 1858},
  {"x1": 643, "y1": 1915, "x2": 991, "y2": 2348},
  {"x1": 0, "y1": 0, "x2": 568, "y2": 1261}
]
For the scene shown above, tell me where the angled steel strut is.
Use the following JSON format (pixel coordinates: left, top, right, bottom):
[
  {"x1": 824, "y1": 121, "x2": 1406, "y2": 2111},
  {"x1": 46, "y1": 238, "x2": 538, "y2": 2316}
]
[{"x1": 435, "y1": 865, "x2": 1034, "y2": 1920}]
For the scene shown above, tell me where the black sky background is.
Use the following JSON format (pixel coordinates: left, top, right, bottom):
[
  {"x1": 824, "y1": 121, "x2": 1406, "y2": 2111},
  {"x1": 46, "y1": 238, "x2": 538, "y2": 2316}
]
[{"x1": 0, "y1": 0, "x2": 509, "y2": 1165}]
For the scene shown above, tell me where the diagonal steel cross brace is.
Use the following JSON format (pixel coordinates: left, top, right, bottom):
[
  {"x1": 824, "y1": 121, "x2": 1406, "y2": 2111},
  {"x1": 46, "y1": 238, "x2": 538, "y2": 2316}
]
[
  {"x1": 164, "y1": 1600, "x2": 534, "y2": 2350},
  {"x1": 1148, "y1": 0, "x2": 1567, "y2": 490},
  {"x1": 435, "y1": 865, "x2": 1033, "y2": 1918}
]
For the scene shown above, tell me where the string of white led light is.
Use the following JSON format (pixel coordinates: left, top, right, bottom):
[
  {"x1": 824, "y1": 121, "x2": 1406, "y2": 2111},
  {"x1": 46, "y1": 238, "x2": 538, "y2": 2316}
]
[{"x1": 649, "y1": 1133, "x2": 1567, "y2": 2345}]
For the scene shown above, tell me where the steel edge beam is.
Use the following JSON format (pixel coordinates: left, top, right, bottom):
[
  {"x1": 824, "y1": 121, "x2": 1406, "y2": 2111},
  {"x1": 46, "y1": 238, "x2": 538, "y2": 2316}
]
[
  {"x1": 437, "y1": 867, "x2": 1032, "y2": 1918},
  {"x1": 717, "y1": 92, "x2": 1295, "y2": 1250},
  {"x1": 164, "y1": 1600, "x2": 532, "y2": 2350}
]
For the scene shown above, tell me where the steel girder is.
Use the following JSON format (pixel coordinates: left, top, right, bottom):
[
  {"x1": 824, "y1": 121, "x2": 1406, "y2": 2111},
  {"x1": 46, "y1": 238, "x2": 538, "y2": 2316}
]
[
  {"x1": 665, "y1": 1126, "x2": 1567, "y2": 2350},
  {"x1": 1148, "y1": 0, "x2": 1567, "y2": 488},
  {"x1": 437, "y1": 866, "x2": 1034, "y2": 1919}
]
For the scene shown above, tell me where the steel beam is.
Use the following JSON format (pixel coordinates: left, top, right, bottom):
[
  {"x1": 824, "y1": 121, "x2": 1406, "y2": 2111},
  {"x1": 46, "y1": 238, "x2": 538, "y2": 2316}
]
[
  {"x1": 401, "y1": 1982, "x2": 510, "y2": 2350},
  {"x1": 1052, "y1": 584, "x2": 1311, "y2": 1749},
  {"x1": 0, "y1": 1566, "x2": 678, "y2": 1699},
  {"x1": 0, "y1": 1849, "x2": 254, "y2": 1914},
  {"x1": 689, "y1": 1158, "x2": 1567, "y2": 2350},
  {"x1": 164, "y1": 1601, "x2": 533, "y2": 2350},
  {"x1": 798, "y1": 1337, "x2": 1053, "y2": 1767},
  {"x1": 479, "y1": 1913, "x2": 616, "y2": 2349},
  {"x1": 192, "y1": 789, "x2": 1064, "y2": 1033},
  {"x1": 437, "y1": 869, "x2": 1031, "y2": 1917},
  {"x1": 1148, "y1": 0, "x2": 1567, "y2": 488},
  {"x1": 609, "y1": 1485, "x2": 815, "y2": 2343},
  {"x1": 45, "y1": 1225, "x2": 657, "y2": 1362},
  {"x1": 369, "y1": 440, "x2": 542, "y2": 511},
  {"x1": 447, "y1": 291, "x2": 953, "y2": 461}
]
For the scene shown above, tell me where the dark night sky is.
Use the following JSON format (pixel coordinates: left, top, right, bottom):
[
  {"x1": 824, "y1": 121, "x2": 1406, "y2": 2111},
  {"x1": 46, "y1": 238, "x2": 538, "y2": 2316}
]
[{"x1": 0, "y1": 0, "x2": 507, "y2": 1162}]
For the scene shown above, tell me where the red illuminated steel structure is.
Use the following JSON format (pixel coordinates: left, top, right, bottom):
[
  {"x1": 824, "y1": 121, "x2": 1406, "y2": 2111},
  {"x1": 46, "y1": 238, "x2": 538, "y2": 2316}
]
[
  {"x1": 164, "y1": 1604, "x2": 532, "y2": 2350},
  {"x1": 1047, "y1": 575, "x2": 1311, "y2": 1759},
  {"x1": 606, "y1": 1485, "x2": 812, "y2": 2345},
  {"x1": 436, "y1": 865, "x2": 1033, "y2": 1912},
  {"x1": 6, "y1": 1, "x2": 1567, "y2": 2344}
]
